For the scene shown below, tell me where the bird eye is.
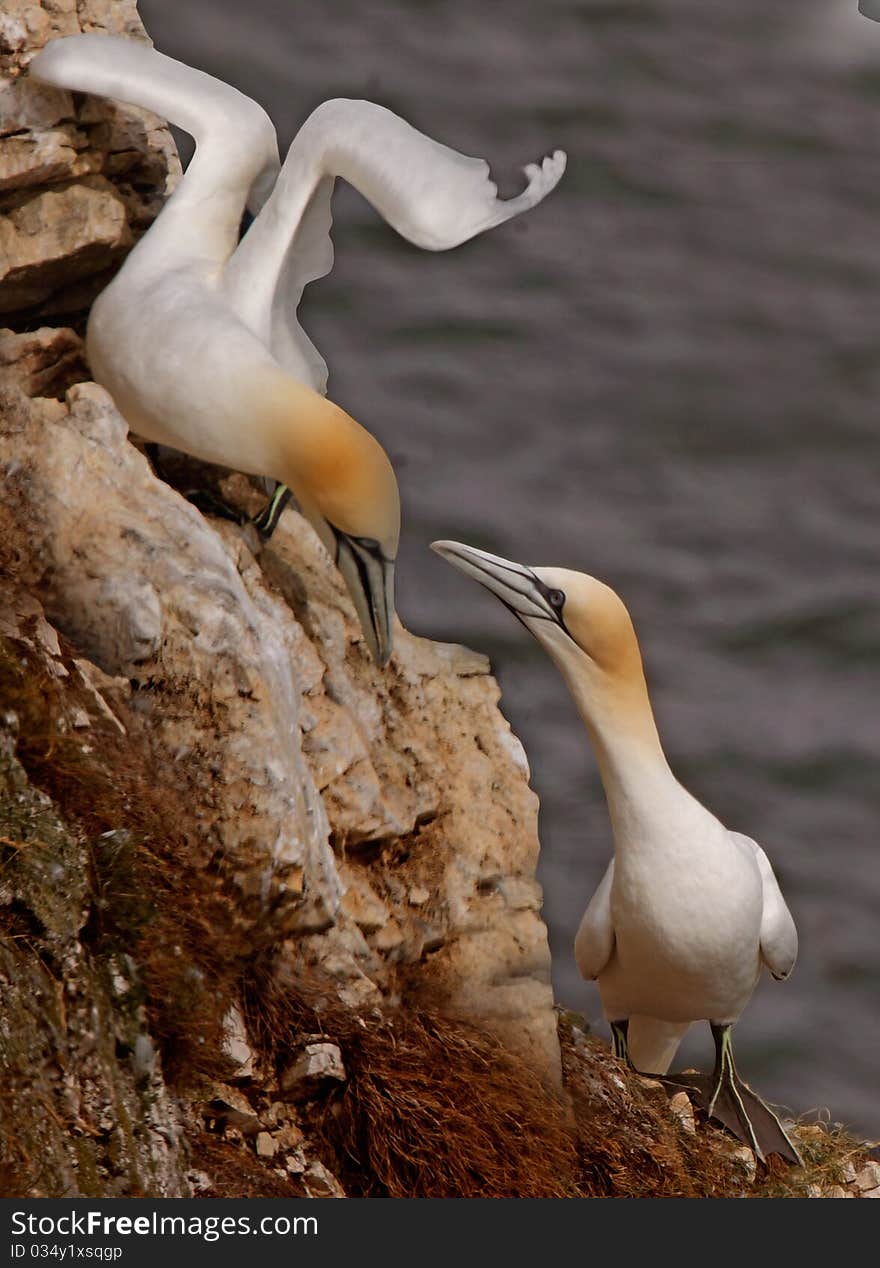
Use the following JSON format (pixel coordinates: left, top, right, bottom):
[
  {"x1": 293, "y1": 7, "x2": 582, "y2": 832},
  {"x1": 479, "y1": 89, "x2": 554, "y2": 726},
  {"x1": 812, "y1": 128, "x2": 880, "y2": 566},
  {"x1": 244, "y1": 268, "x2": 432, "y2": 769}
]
[{"x1": 548, "y1": 589, "x2": 565, "y2": 609}]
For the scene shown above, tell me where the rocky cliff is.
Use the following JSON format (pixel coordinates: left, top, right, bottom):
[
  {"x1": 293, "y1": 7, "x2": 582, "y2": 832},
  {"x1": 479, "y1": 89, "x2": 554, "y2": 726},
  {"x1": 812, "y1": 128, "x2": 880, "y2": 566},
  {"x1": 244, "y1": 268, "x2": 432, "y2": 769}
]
[
  {"x1": 0, "y1": 0, "x2": 565, "y2": 1198},
  {"x1": 0, "y1": 1, "x2": 874, "y2": 1199}
]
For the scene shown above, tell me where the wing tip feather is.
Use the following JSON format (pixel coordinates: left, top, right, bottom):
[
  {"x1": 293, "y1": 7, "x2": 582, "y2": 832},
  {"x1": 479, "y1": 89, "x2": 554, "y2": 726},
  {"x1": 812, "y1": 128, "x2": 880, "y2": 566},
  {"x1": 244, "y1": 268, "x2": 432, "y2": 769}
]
[{"x1": 519, "y1": 148, "x2": 567, "y2": 206}]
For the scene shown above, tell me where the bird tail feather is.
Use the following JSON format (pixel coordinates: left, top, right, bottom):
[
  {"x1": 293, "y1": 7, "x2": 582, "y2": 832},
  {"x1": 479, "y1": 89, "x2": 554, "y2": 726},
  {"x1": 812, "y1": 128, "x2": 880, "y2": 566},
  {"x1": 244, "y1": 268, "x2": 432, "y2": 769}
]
[{"x1": 627, "y1": 1017, "x2": 689, "y2": 1074}]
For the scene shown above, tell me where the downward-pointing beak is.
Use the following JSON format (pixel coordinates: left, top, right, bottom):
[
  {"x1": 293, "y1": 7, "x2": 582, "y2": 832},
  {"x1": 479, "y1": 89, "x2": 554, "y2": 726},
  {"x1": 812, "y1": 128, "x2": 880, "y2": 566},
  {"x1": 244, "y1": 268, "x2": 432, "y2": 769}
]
[
  {"x1": 336, "y1": 532, "x2": 395, "y2": 667},
  {"x1": 361, "y1": 555, "x2": 394, "y2": 667},
  {"x1": 431, "y1": 539, "x2": 563, "y2": 628}
]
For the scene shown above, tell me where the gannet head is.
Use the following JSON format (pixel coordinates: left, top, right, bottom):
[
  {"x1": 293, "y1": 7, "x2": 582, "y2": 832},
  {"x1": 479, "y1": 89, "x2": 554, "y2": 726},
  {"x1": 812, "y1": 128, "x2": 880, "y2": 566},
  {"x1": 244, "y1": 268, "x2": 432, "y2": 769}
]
[
  {"x1": 278, "y1": 395, "x2": 400, "y2": 667},
  {"x1": 430, "y1": 540, "x2": 644, "y2": 690}
]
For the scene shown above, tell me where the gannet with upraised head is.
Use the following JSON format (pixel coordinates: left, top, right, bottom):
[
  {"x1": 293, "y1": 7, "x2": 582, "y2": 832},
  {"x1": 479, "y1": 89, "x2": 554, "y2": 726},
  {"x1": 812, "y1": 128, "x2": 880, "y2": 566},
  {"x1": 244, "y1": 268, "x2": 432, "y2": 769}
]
[
  {"x1": 28, "y1": 35, "x2": 566, "y2": 665},
  {"x1": 431, "y1": 540, "x2": 800, "y2": 1164}
]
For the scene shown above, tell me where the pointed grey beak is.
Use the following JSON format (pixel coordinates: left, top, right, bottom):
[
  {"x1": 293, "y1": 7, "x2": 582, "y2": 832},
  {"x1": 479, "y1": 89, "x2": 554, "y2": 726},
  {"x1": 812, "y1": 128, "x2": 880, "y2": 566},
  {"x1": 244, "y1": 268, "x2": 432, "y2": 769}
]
[
  {"x1": 430, "y1": 540, "x2": 565, "y2": 630},
  {"x1": 336, "y1": 532, "x2": 395, "y2": 667}
]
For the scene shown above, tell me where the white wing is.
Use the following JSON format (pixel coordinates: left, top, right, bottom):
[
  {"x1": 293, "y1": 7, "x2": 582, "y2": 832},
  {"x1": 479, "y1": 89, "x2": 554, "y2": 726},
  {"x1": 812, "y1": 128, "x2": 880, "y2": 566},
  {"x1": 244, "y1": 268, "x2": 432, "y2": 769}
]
[
  {"x1": 731, "y1": 832, "x2": 798, "y2": 980},
  {"x1": 224, "y1": 98, "x2": 566, "y2": 392},
  {"x1": 255, "y1": 173, "x2": 335, "y2": 393},
  {"x1": 29, "y1": 35, "x2": 280, "y2": 268},
  {"x1": 574, "y1": 859, "x2": 616, "y2": 981}
]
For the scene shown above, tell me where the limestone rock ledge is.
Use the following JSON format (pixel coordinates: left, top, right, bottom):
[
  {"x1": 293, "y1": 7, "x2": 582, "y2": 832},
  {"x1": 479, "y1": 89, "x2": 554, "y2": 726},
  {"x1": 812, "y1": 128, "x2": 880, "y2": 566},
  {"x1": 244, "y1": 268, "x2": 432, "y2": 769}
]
[
  {"x1": 0, "y1": 0, "x2": 559, "y2": 1198},
  {"x1": 0, "y1": 326, "x2": 559, "y2": 1090},
  {"x1": 0, "y1": 329, "x2": 559, "y2": 1195},
  {"x1": 0, "y1": 0, "x2": 179, "y2": 321}
]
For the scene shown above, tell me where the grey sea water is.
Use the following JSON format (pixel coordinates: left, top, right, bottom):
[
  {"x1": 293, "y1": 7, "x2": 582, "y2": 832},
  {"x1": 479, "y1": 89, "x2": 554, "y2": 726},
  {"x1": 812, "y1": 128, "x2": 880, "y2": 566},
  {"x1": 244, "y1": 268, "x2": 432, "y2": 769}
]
[{"x1": 140, "y1": 0, "x2": 880, "y2": 1136}]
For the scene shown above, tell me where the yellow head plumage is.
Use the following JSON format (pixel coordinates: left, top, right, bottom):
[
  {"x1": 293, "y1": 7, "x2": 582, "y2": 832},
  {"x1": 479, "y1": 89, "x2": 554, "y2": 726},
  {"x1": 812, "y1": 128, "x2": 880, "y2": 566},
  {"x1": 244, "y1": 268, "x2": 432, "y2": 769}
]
[{"x1": 430, "y1": 541, "x2": 659, "y2": 746}]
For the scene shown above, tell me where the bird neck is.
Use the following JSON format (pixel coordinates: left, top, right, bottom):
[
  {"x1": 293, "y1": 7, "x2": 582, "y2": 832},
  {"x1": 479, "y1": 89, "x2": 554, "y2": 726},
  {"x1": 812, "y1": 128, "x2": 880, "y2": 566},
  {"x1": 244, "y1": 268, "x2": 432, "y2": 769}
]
[
  {"x1": 258, "y1": 377, "x2": 352, "y2": 529},
  {"x1": 97, "y1": 46, "x2": 279, "y2": 270},
  {"x1": 553, "y1": 647, "x2": 682, "y2": 848}
]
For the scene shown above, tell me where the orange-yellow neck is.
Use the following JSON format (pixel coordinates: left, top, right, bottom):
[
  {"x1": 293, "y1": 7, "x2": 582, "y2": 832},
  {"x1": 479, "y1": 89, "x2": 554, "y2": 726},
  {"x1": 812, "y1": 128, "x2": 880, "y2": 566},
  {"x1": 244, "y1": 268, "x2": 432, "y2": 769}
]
[
  {"x1": 547, "y1": 631, "x2": 676, "y2": 843},
  {"x1": 253, "y1": 373, "x2": 397, "y2": 548}
]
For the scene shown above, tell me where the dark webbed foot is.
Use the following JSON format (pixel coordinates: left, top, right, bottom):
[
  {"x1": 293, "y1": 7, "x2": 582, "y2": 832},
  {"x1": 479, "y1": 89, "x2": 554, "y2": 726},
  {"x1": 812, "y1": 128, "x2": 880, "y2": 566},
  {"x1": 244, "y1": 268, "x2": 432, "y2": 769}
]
[
  {"x1": 656, "y1": 1024, "x2": 801, "y2": 1166},
  {"x1": 253, "y1": 484, "x2": 292, "y2": 540}
]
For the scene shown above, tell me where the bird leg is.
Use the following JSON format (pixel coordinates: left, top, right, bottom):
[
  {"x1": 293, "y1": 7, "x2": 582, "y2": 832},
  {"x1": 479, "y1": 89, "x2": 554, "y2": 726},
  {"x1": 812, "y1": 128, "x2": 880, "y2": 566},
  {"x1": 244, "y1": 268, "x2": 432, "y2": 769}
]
[
  {"x1": 705, "y1": 1023, "x2": 802, "y2": 1165},
  {"x1": 610, "y1": 1019, "x2": 630, "y2": 1063},
  {"x1": 252, "y1": 484, "x2": 292, "y2": 540},
  {"x1": 656, "y1": 1023, "x2": 801, "y2": 1165}
]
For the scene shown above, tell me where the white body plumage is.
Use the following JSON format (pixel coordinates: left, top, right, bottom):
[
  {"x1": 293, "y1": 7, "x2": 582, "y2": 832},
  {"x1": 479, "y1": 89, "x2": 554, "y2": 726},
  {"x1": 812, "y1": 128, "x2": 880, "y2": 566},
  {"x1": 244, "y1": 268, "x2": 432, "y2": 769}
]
[{"x1": 431, "y1": 541, "x2": 798, "y2": 1075}]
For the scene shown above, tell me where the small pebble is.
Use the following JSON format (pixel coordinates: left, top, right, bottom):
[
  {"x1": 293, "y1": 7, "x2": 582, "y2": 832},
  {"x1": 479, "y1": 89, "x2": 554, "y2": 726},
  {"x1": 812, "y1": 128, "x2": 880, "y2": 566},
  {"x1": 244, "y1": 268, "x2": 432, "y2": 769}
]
[
  {"x1": 731, "y1": 1146, "x2": 756, "y2": 1184},
  {"x1": 255, "y1": 1132, "x2": 276, "y2": 1158},
  {"x1": 669, "y1": 1091, "x2": 696, "y2": 1136},
  {"x1": 854, "y1": 1162, "x2": 880, "y2": 1192}
]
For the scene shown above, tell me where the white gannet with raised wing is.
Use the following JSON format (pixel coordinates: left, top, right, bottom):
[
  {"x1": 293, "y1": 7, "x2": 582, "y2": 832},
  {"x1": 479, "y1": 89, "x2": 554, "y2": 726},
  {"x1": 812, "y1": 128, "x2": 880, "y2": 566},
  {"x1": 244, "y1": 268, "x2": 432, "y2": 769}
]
[
  {"x1": 28, "y1": 35, "x2": 565, "y2": 665},
  {"x1": 431, "y1": 540, "x2": 800, "y2": 1164}
]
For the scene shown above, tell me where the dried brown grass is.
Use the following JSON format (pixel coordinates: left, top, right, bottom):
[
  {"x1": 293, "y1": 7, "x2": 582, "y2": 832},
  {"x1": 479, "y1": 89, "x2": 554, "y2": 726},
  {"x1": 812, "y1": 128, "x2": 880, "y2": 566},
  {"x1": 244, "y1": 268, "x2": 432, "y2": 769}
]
[
  {"x1": 561, "y1": 1023, "x2": 751, "y2": 1196},
  {"x1": 244, "y1": 972, "x2": 580, "y2": 1198},
  {"x1": 756, "y1": 1121, "x2": 876, "y2": 1198},
  {"x1": 561, "y1": 1019, "x2": 878, "y2": 1198},
  {"x1": 190, "y1": 1136, "x2": 306, "y2": 1199},
  {"x1": 0, "y1": 602, "x2": 242, "y2": 1086}
]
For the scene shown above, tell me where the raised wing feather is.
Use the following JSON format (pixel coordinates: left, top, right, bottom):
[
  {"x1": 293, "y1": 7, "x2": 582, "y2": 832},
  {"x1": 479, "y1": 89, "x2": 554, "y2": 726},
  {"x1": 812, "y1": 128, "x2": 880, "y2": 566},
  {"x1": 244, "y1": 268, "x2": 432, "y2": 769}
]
[
  {"x1": 267, "y1": 175, "x2": 334, "y2": 392},
  {"x1": 283, "y1": 98, "x2": 567, "y2": 251},
  {"x1": 224, "y1": 98, "x2": 566, "y2": 390}
]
